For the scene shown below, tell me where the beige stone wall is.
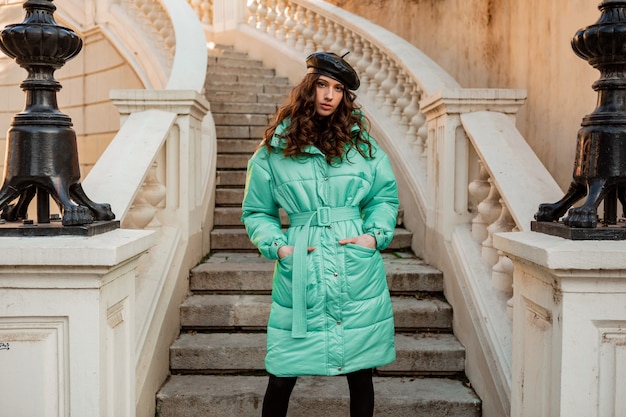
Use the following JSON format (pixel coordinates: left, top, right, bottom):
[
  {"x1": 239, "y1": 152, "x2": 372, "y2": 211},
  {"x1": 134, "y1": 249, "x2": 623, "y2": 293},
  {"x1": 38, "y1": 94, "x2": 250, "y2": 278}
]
[
  {"x1": 0, "y1": 4, "x2": 143, "y2": 180},
  {"x1": 328, "y1": 0, "x2": 602, "y2": 190}
]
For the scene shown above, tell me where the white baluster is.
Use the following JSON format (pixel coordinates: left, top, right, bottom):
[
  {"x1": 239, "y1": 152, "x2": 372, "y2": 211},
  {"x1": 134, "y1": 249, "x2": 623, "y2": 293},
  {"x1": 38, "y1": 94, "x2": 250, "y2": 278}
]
[
  {"x1": 342, "y1": 29, "x2": 355, "y2": 58},
  {"x1": 389, "y1": 70, "x2": 406, "y2": 122},
  {"x1": 312, "y1": 15, "x2": 326, "y2": 50},
  {"x1": 476, "y1": 178, "x2": 501, "y2": 244},
  {"x1": 247, "y1": 0, "x2": 259, "y2": 26},
  {"x1": 375, "y1": 56, "x2": 390, "y2": 108},
  {"x1": 200, "y1": 1, "x2": 212, "y2": 24},
  {"x1": 292, "y1": 4, "x2": 305, "y2": 51},
  {"x1": 417, "y1": 120, "x2": 428, "y2": 160},
  {"x1": 329, "y1": 23, "x2": 344, "y2": 53},
  {"x1": 266, "y1": 0, "x2": 277, "y2": 35},
  {"x1": 189, "y1": 0, "x2": 200, "y2": 16},
  {"x1": 283, "y1": 2, "x2": 296, "y2": 46},
  {"x1": 403, "y1": 83, "x2": 420, "y2": 141},
  {"x1": 256, "y1": 0, "x2": 268, "y2": 31},
  {"x1": 481, "y1": 193, "x2": 505, "y2": 266},
  {"x1": 275, "y1": 1, "x2": 286, "y2": 40},
  {"x1": 322, "y1": 20, "x2": 336, "y2": 51},
  {"x1": 127, "y1": 193, "x2": 156, "y2": 230},
  {"x1": 366, "y1": 48, "x2": 381, "y2": 99},
  {"x1": 469, "y1": 163, "x2": 491, "y2": 241},
  {"x1": 492, "y1": 251, "x2": 514, "y2": 294},
  {"x1": 356, "y1": 39, "x2": 372, "y2": 88},
  {"x1": 302, "y1": 8, "x2": 316, "y2": 54},
  {"x1": 381, "y1": 63, "x2": 398, "y2": 116},
  {"x1": 142, "y1": 163, "x2": 167, "y2": 228}
]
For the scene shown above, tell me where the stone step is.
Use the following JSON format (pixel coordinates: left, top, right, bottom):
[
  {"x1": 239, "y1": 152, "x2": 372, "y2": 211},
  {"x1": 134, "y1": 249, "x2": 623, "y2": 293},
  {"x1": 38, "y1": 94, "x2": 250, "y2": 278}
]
[
  {"x1": 210, "y1": 101, "x2": 279, "y2": 114},
  {"x1": 207, "y1": 55, "x2": 264, "y2": 68},
  {"x1": 213, "y1": 206, "x2": 244, "y2": 226},
  {"x1": 190, "y1": 252, "x2": 443, "y2": 294},
  {"x1": 217, "y1": 138, "x2": 261, "y2": 154},
  {"x1": 205, "y1": 72, "x2": 290, "y2": 86},
  {"x1": 207, "y1": 45, "x2": 247, "y2": 58},
  {"x1": 206, "y1": 80, "x2": 292, "y2": 95},
  {"x1": 210, "y1": 227, "x2": 413, "y2": 251},
  {"x1": 213, "y1": 206, "x2": 288, "y2": 227},
  {"x1": 215, "y1": 188, "x2": 244, "y2": 206},
  {"x1": 213, "y1": 113, "x2": 271, "y2": 126},
  {"x1": 180, "y1": 294, "x2": 452, "y2": 331},
  {"x1": 205, "y1": 90, "x2": 286, "y2": 104},
  {"x1": 207, "y1": 64, "x2": 276, "y2": 77},
  {"x1": 156, "y1": 375, "x2": 481, "y2": 417},
  {"x1": 216, "y1": 170, "x2": 247, "y2": 186},
  {"x1": 216, "y1": 124, "x2": 266, "y2": 139},
  {"x1": 217, "y1": 153, "x2": 254, "y2": 170},
  {"x1": 170, "y1": 332, "x2": 464, "y2": 375}
]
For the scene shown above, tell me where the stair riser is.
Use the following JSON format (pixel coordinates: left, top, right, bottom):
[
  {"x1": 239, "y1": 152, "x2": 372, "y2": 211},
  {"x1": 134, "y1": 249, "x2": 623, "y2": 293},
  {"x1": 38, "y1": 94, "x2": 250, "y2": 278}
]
[
  {"x1": 214, "y1": 207, "x2": 288, "y2": 227},
  {"x1": 207, "y1": 91, "x2": 286, "y2": 104},
  {"x1": 210, "y1": 229, "x2": 413, "y2": 251},
  {"x1": 190, "y1": 266, "x2": 443, "y2": 294},
  {"x1": 171, "y1": 332, "x2": 464, "y2": 374},
  {"x1": 211, "y1": 102, "x2": 278, "y2": 114},
  {"x1": 217, "y1": 154, "x2": 252, "y2": 170},
  {"x1": 214, "y1": 113, "x2": 270, "y2": 126},
  {"x1": 217, "y1": 139, "x2": 260, "y2": 154},
  {"x1": 217, "y1": 171, "x2": 247, "y2": 186},
  {"x1": 207, "y1": 65, "x2": 276, "y2": 77},
  {"x1": 208, "y1": 49, "x2": 249, "y2": 59},
  {"x1": 215, "y1": 189, "x2": 245, "y2": 206},
  {"x1": 206, "y1": 72, "x2": 290, "y2": 85},
  {"x1": 170, "y1": 345, "x2": 464, "y2": 375},
  {"x1": 216, "y1": 125, "x2": 266, "y2": 139},
  {"x1": 206, "y1": 82, "x2": 292, "y2": 95},
  {"x1": 179, "y1": 299, "x2": 452, "y2": 331},
  {"x1": 156, "y1": 376, "x2": 481, "y2": 417},
  {"x1": 208, "y1": 56, "x2": 264, "y2": 68}
]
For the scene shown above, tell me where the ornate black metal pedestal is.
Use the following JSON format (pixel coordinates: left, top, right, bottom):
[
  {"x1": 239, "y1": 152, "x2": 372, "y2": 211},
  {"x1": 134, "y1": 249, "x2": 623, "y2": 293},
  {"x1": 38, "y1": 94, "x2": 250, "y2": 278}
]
[
  {"x1": 534, "y1": 0, "x2": 626, "y2": 240},
  {"x1": 0, "y1": 0, "x2": 117, "y2": 236}
]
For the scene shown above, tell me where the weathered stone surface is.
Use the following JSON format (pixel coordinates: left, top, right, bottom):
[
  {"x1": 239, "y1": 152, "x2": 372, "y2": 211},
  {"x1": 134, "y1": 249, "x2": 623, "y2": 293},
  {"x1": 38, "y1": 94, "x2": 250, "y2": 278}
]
[
  {"x1": 157, "y1": 375, "x2": 481, "y2": 417},
  {"x1": 180, "y1": 294, "x2": 451, "y2": 331},
  {"x1": 170, "y1": 332, "x2": 464, "y2": 374}
]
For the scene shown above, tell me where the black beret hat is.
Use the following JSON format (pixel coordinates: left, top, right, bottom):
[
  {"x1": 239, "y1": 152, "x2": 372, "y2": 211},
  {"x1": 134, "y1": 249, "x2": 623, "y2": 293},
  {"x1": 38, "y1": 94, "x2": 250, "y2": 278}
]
[{"x1": 306, "y1": 51, "x2": 360, "y2": 91}]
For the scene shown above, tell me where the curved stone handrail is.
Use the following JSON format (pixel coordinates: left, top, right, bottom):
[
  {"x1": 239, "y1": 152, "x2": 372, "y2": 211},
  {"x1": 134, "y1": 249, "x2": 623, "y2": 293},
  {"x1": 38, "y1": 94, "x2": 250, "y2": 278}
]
[{"x1": 76, "y1": 1, "x2": 215, "y2": 412}]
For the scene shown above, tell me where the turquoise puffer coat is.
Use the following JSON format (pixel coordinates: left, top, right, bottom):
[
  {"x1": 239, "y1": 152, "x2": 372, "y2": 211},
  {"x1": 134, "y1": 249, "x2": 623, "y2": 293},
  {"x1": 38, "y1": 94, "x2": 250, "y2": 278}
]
[{"x1": 241, "y1": 118, "x2": 399, "y2": 377}]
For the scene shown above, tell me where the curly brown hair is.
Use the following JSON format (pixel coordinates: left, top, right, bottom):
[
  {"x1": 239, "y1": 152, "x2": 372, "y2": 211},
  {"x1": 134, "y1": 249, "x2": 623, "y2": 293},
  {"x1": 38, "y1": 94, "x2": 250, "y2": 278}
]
[{"x1": 262, "y1": 73, "x2": 374, "y2": 165}]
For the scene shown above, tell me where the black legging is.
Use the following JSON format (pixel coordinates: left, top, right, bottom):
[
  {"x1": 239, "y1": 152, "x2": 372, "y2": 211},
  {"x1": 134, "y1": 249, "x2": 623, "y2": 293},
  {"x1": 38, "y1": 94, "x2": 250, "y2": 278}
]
[{"x1": 261, "y1": 368, "x2": 374, "y2": 417}]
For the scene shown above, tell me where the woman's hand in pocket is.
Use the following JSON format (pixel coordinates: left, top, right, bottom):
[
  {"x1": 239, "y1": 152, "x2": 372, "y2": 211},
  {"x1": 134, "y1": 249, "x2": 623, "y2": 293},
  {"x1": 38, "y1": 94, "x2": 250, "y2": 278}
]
[
  {"x1": 278, "y1": 245, "x2": 315, "y2": 259},
  {"x1": 338, "y1": 234, "x2": 376, "y2": 249}
]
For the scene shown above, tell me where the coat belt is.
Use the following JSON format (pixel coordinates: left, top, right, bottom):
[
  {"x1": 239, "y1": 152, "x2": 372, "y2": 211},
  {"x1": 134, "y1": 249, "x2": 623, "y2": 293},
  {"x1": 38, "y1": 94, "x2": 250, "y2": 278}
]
[{"x1": 287, "y1": 206, "x2": 362, "y2": 338}]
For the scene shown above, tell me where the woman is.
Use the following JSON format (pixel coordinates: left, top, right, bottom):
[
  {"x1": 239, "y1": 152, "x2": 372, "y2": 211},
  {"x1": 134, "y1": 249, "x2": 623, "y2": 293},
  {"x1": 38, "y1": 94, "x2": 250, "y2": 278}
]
[{"x1": 241, "y1": 51, "x2": 399, "y2": 417}]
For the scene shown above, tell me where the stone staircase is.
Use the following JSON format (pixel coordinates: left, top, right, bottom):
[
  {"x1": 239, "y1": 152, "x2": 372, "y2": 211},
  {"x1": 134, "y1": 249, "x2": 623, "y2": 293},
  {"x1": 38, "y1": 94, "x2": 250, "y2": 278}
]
[{"x1": 156, "y1": 45, "x2": 481, "y2": 417}]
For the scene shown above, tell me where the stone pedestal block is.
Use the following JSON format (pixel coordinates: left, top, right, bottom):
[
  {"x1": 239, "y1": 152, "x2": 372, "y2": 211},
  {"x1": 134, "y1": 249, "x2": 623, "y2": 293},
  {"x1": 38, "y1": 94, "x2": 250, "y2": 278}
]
[
  {"x1": 0, "y1": 229, "x2": 154, "y2": 417},
  {"x1": 494, "y1": 231, "x2": 626, "y2": 417}
]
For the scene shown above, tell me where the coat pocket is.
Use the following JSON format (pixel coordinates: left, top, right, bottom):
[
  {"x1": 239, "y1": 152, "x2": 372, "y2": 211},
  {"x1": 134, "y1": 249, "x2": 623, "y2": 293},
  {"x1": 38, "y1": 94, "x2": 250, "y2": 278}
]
[
  {"x1": 344, "y1": 244, "x2": 387, "y2": 300},
  {"x1": 272, "y1": 253, "x2": 318, "y2": 308}
]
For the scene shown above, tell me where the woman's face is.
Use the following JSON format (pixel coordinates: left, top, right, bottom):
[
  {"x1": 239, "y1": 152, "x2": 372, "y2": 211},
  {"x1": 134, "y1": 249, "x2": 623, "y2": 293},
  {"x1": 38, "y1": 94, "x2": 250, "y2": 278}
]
[{"x1": 314, "y1": 75, "x2": 344, "y2": 117}]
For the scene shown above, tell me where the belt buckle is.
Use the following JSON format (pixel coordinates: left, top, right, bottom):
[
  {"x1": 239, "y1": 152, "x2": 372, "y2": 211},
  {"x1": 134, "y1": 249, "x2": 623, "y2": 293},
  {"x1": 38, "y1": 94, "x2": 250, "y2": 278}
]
[{"x1": 316, "y1": 207, "x2": 331, "y2": 226}]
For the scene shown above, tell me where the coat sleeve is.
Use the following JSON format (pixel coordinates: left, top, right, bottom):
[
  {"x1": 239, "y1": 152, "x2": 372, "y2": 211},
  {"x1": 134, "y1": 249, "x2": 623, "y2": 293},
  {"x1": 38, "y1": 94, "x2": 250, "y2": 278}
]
[
  {"x1": 241, "y1": 156, "x2": 287, "y2": 260},
  {"x1": 360, "y1": 152, "x2": 399, "y2": 251}
]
